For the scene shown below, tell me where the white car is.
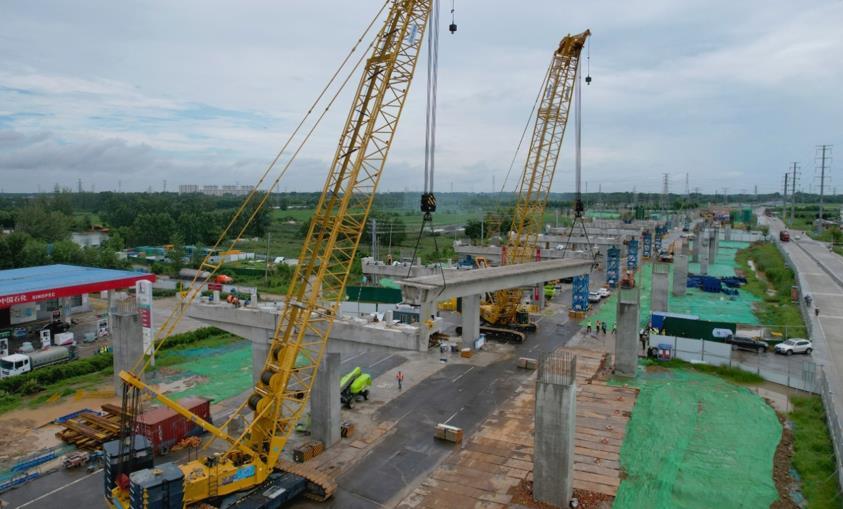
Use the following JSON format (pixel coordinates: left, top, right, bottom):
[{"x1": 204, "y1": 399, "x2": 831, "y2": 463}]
[
  {"x1": 774, "y1": 339, "x2": 812, "y2": 355},
  {"x1": 598, "y1": 288, "x2": 611, "y2": 298},
  {"x1": 794, "y1": 235, "x2": 802, "y2": 241},
  {"x1": 588, "y1": 291, "x2": 601, "y2": 303}
]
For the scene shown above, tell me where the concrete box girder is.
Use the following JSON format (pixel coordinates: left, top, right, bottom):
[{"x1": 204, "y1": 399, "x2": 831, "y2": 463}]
[{"x1": 400, "y1": 259, "x2": 592, "y2": 305}]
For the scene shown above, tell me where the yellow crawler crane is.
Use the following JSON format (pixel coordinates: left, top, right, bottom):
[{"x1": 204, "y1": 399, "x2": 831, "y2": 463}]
[
  {"x1": 480, "y1": 31, "x2": 591, "y2": 340},
  {"x1": 107, "y1": 1, "x2": 433, "y2": 507}
]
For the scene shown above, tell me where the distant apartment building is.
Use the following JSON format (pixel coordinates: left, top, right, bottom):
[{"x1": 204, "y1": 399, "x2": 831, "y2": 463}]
[
  {"x1": 179, "y1": 184, "x2": 254, "y2": 196},
  {"x1": 71, "y1": 230, "x2": 109, "y2": 247}
]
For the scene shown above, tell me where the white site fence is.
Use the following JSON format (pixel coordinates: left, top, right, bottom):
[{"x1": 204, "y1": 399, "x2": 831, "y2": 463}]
[
  {"x1": 720, "y1": 230, "x2": 765, "y2": 242},
  {"x1": 650, "y1": 334, "x2": 818, "y2": 393}
]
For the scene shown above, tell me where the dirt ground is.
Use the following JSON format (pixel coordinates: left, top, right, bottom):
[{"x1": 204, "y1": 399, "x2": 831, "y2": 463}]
[
  {"x1": 0, "y1": 388, "x2": 118, "y2": 467},
  {"x1": 770, "y1": 411, "x2": 800, "y2": 509},
  {"x1": 509, "y1": 480, "x2": 614, "y2": 509}
]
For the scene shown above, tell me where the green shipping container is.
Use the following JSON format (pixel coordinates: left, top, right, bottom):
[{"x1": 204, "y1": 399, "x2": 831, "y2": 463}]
[{"x1": 345, "y1": 286, "x2": 402, "y2": 303}]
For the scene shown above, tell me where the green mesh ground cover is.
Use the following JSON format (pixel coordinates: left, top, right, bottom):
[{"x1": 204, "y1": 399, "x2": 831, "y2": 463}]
[
  {"x1": 688, "y1": 241, "x2": 749, "y2": 278},
  {"x1": 612, "y1": 366, "x2": 782, "y2": 509},
  {"x1": 581, "y1": 241, "x2": 760, "y2": 328},
  {"x1": 165, "y1": 342, "x2": 253, "y2": 402},
  {"x1": 587, "y1": 211, "x2": 621, "y2": 219}
]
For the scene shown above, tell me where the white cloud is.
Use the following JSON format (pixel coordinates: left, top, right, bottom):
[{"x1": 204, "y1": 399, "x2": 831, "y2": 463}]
[{"x1": 0, "y1": 0, "x2": 841, "y2": 194}]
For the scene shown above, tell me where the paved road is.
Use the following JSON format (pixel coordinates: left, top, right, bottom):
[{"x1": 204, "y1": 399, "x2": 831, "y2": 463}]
[
  {"x1": 294, "y1": 294, "x2": 577, "y2": 509},
  {"x1": 762, "y1": 217, "x2": 843, "y2": 381}
]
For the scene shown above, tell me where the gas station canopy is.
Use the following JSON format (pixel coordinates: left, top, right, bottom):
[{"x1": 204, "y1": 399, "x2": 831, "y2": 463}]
[{"x1": 0, "y1": 264, "x2": 156, "y2": 309}]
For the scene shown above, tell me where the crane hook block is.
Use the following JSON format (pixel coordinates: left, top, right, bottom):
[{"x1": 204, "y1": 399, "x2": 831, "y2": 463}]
[
  {"x1": 449, "y1": 22, "x2": 457, "y2": 34},
  {"x1": 421, "y1": 193, "x2": 437, "y2": 214},
  {"x1": 585, "y1": 75, "x2": 592, "y2": 85}
]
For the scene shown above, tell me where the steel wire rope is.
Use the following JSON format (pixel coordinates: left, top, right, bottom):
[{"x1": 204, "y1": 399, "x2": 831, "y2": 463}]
[{"x1": 133, "y1": 0, "x2": 390, "y2": 377}]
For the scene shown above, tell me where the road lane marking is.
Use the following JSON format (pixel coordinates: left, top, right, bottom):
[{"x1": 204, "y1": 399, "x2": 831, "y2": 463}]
[
  {"x1": 368, "y1": 353, "x2": 396, "y2": 368},
  {"x1": 451, "y1": 366, "x2": 474, "y2": 383},
  {"x1": 17, "y1": 468, "x2": 103, "y2": 508},
  {"x1": 341, "y1": 351, "x2": 367, "y2": 364},
  {"x1": 443, "y1": 406, "x2": 464, "y2": 424}
]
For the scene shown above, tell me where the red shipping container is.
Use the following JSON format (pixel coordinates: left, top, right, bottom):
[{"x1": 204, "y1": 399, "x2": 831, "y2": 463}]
[{"x1": 134, "y1": 397, "x2": 212, "y2": 455}]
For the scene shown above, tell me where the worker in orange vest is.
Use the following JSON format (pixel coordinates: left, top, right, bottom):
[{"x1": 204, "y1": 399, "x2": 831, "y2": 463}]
[{"x1": 396, "y1": 370, "x2": 404, "y2": 390}]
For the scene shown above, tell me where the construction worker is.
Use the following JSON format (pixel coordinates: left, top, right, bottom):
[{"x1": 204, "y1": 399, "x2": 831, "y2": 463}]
[
  {"x1": 586, "y1": 320, "x2": 592, "y2": 334},
  {"x1": 396, "y1": 370, "x2": 404, "y2": 390},
  {"x1": 612, "y1": 323, "x2": 616, "y2": 335},
  {"x1": 595, "y1": 320, "x2": 601, "y2": 335},
  {"x1": 601, "y1": 321, "x2": 607, "y2": 335}
]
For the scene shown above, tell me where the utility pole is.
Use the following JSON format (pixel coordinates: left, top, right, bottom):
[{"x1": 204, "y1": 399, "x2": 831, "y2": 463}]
[
  {"x1": 816, "y1": 145, "x2": 832, "y2": 224},
  {"x1": 264, "y1": 232, "x2": 271, "y2": 283},
  {"x1": 370, "y1": 218, "x2": 378, "y2": 262},
  {"x1": 782, "y1": 173, "x2": 789, "y2": 223}
]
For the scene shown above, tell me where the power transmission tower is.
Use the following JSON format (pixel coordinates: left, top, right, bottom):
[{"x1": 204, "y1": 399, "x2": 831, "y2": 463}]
[
  {"x1": 789, "y1": 162, "x2": 800, "y2": 225},
  {"x1": 782, "y1": 173, "x2": 789, "y2": 223},
  {"x1": 684, "y1": 172, "x2": 690, "y2": 197},
  {"x1": 816, "y1": 145, "x2": 832, "y2": 223},
  {"x1": 77, "y1": 178, "x2": 83, "y2": 193},
  {"x1": 661, "y1": 173, "x2": 669, "y2": 210}
]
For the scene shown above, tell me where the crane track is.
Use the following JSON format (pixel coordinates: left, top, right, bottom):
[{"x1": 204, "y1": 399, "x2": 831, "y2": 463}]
[{"x1": 277, "y1": 460, "x2": 337, "y2": 502}]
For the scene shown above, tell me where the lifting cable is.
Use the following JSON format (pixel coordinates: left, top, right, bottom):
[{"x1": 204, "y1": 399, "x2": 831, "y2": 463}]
[
  {"x1": 560, "y1": 54, "x2": 598, "y2": 268},
  {"x1": 133, "y1": 0, "x2": 391, "y2": 376},
  {"x1": 409, "y1": 0, "x2": 447, "y2": 296}
]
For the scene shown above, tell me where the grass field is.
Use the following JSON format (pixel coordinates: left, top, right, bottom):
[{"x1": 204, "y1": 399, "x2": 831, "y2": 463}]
[
  {"x1": 735, "y1": 242, "x2": 807, "y2": 336},
  {"x1": 790, "y1": 395, "x2": 841, "y2": 508}
]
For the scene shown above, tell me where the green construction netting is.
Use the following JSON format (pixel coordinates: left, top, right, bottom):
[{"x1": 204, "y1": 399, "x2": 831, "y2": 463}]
[
  {"x1": 165, "y1": 342, "x2": 254, "y2": 402},
  {"x1": 587, "y1": 211, "x2": 621, "y2": 219},
  {"x1": 612, "y1": 365, "x2": 782, "y2": 509},
  {"x1": 581, "y1": 241, "x2": 760, "y2": 328}
]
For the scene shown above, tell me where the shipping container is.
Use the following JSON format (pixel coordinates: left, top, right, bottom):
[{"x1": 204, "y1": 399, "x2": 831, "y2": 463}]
[{"x1": 134, "y1": 397, "x2": 212, "y2": 455}]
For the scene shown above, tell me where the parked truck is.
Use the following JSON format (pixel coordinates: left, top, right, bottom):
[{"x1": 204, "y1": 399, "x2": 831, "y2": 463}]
[
  {"x1": 178, "y1": 268, "x2": 233, "y2": 284},
  {"x1": 0, "y1": 346, "x2": 76, "y2": 378},
  {"x1": 779, "y1": 230, "x2": 790, "y2": 242}
]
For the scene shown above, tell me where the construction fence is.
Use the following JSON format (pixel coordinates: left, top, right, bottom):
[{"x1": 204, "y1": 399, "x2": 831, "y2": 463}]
[{"x1": 650, "y1": 334, "x2": 818, "y2": 393}]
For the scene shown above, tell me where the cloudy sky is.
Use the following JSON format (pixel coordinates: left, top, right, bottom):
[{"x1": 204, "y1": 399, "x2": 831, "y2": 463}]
[{"x1": 1, "y1": 0, "x2": 841, "y2": 194}]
